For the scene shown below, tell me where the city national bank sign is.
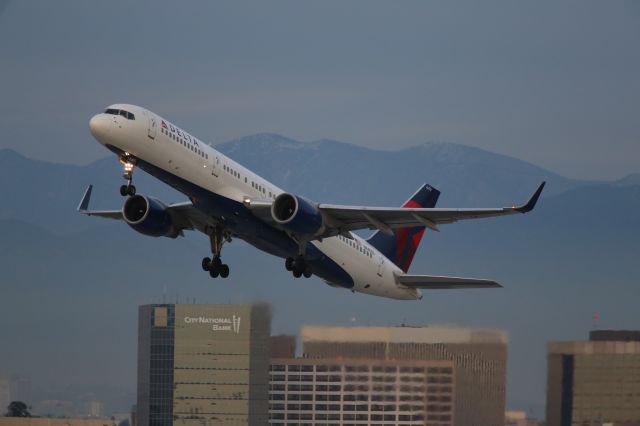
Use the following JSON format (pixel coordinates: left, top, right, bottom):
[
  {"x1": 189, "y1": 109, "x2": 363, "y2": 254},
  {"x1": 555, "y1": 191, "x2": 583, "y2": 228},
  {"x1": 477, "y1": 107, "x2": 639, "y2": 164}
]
[{"x1": 184, "y1": 315, "x2": 242, "y2": 333}]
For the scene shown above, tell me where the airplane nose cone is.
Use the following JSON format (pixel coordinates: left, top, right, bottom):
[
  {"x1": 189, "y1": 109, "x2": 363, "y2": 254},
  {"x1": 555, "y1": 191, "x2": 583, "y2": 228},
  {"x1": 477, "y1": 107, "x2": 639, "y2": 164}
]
[{"x1": 89, "y1": 114, "x2": 109, "y2": 142}]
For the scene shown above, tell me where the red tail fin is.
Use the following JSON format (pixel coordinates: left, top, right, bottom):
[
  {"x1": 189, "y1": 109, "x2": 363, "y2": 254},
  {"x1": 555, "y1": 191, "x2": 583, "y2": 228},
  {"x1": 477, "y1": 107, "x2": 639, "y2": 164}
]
[{"x1": 367, "y1": 184, "x2": 440, "y2": 272}]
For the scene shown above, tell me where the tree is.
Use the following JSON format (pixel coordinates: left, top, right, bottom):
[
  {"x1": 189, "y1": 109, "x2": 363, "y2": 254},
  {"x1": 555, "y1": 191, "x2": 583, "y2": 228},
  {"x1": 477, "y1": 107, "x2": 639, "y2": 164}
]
[{"x1": 6, "y1": 401, "x2": 31, "y2": 417}]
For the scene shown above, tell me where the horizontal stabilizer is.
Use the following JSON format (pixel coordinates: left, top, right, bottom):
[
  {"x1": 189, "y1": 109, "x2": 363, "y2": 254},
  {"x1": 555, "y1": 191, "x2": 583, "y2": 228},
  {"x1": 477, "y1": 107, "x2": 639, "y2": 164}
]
[{"x1": 395, "y1": 273, "x2": 501, "y2": 289}]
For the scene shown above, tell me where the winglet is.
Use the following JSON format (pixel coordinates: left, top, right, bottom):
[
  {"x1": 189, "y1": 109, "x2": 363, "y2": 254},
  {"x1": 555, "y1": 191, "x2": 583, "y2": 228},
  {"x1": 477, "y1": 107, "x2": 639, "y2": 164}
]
[
  {"x1": 77, "y1": 184, "x2": 93, "y2": 212},
  {"x1": 516, "y1": 181, "x2": 545, "y2": 213}
]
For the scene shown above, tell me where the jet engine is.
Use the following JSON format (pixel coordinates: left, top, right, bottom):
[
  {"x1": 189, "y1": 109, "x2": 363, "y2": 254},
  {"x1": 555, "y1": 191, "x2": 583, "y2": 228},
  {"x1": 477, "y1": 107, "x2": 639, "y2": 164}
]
[
  {"x1": 271, "y1": 193, "x2": 324, "y2": 236},
  {"x1": 122, "y1": 195, "x2": 176, "y2": 237}
]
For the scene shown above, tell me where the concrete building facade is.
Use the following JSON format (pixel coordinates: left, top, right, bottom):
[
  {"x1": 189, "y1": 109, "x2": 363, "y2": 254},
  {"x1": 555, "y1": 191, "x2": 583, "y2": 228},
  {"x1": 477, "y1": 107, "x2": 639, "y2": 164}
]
[
  {"x1": 546, "y1": 330, "x2": 640, "y2": 426},
  {"x1": 271, "y1": 325, "x2": 507, "y2": 426},
  {"x1": 137, "y1": 304, "x2": 271, "y2": 426}
]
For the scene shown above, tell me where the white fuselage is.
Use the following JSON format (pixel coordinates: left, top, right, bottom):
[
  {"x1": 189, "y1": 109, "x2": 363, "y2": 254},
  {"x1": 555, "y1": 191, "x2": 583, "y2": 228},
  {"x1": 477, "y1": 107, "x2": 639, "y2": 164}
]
[{"x1": 89, "y1": 104, "x2": 421, "y2": 300}]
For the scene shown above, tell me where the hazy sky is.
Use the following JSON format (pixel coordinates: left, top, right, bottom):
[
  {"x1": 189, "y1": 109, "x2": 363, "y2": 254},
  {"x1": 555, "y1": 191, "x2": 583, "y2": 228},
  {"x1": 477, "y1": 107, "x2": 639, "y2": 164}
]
[{"x1": 0, "y1": 1, "x2": 638, "y2": 180}]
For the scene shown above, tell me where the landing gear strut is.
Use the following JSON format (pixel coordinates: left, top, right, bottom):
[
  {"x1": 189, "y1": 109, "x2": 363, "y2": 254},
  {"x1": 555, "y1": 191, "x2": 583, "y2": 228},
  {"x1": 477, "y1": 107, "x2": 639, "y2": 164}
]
[
  {"x1": 286, "y1": 255, "x2": 312, "y2": 279},
  {"x1": 202, "y1": 225, "x2": 231, "y2": 279},
  {"x1": 119, "y1": 155, "x2": 136, "y2": 196}
]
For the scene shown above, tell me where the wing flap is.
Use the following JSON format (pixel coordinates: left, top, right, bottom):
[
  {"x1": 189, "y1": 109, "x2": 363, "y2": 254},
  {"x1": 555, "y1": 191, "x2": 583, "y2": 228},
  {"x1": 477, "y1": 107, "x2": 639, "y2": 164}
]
[{"x1": 395, "y1": 273, "x2": 502, "y2": 289}]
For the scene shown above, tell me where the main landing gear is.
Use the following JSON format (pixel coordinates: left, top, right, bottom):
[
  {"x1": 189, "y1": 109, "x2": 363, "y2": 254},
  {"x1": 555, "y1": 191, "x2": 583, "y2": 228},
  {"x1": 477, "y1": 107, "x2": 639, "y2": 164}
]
[
  {"x1": 285, "y1": 256, "x2": 312, "y2": 278},
  {"x1": 119, "y1": 155, "x2": 136, "y2": 196},
  {"x1": 201, "y1": 226, "x2": 231, "y2": 279}
]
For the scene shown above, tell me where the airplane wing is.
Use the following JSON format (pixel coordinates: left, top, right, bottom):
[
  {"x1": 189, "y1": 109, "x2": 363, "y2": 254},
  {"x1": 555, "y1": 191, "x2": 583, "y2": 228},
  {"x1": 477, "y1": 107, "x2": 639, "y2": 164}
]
[
  {"x1": 394, "y1": 273, "x2": 501, "y2": 289},
  {"x1": 77, "y1": 185, "x2": 214, "y2": 235},
  {"x1": 317, "y1": 182, "x2": 545, "y2": 236}
]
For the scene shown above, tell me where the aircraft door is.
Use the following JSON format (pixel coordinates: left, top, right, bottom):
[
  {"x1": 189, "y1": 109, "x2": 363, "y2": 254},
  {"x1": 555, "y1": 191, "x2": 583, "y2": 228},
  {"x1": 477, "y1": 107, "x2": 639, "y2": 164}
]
[
  {"x1": 211, "y1": 155, "x2": 220, "y2": 177},
  {"x1": 377, "y1": 255, "x2": 385, "y2": 277},
  {"x1": 147, "y1": 113, "x2": 157, "y2": 139}
]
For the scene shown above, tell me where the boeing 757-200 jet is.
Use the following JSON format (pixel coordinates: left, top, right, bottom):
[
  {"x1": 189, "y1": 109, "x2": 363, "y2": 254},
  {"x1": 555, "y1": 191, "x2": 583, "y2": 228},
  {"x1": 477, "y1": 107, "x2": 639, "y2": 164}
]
[{"x1": 78, "y1": 104, "x2": 544, "y2": 300}]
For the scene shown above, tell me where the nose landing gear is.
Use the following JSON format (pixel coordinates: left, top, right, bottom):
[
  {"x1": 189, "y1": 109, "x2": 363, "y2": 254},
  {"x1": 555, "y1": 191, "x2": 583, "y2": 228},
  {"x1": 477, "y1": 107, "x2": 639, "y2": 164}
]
[{"x1": 119, "y1": 155, "x2": 136, "y2": 196}]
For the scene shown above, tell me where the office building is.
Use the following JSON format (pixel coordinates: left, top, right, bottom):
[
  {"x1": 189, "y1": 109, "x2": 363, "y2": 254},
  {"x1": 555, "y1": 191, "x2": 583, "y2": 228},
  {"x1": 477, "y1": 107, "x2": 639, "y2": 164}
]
[
  {"x1": 546, "y1": 330, "x2": 640, "y2": 426},
  {"x1": 270, "y1": 335, "x2": 296, "y2": 359},
  {"x1": 137, "y1": 304, "x2": 271, "y2": 426},
  {"x1": 269, "y1": 356, "x2": 455, "y2": 426},
  {"x1": 269, "y1": 325, "x2": 507, "y2": 426}
]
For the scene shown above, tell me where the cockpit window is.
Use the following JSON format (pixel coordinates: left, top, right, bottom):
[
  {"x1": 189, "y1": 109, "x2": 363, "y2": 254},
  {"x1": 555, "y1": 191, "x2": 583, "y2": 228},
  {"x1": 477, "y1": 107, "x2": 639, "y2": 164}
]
[{"x1": 104, "y1": 108, "x2": 135, "y2": 120}]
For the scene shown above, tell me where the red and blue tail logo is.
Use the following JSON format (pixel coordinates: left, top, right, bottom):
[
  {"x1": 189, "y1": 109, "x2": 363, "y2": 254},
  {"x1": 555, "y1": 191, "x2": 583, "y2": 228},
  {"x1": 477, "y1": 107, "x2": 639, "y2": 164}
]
[{"x1": 367, "y1": 184, "x2": 440, "y2": 272}]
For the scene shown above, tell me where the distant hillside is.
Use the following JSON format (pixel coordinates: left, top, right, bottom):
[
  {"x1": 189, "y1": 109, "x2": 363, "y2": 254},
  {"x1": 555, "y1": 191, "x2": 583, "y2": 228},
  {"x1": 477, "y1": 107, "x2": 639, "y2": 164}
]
[
  {"x1": 216, "y1": 134, "x2": 586, "y2": 206},
  {"x1": 0, "y1": 137, "x2": 587, "y2": 234},
  {"x1": 0, "y1": 136, "x2": 638, "y2": 414}
]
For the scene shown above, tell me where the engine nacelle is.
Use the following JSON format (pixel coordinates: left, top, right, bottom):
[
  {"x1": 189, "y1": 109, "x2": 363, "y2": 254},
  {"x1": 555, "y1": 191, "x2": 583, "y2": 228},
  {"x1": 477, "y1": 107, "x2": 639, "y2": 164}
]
[
  {"x1": 122, "y1": 195, "x2": 175, "y2": 237},
  {"x1": 271, "y1": 193, "x2": 324, "y2": 236}
]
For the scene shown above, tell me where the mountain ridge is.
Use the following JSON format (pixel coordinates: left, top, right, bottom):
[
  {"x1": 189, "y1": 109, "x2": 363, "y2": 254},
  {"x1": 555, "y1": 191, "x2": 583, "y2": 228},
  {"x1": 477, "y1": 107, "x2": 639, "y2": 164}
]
[{"x1": 1, "y1": 136, "x2": 639, "y2": 413}]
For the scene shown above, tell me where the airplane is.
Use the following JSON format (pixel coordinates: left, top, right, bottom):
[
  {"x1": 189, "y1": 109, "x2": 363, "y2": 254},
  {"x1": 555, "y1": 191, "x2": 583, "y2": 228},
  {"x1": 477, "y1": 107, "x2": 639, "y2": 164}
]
[{"x1": 79, "y1": 104, "x2": 545, "y2": 300}]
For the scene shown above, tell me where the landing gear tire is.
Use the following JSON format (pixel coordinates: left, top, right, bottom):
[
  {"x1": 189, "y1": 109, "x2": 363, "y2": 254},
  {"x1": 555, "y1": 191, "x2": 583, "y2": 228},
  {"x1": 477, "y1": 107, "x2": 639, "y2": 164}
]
[
  {"x1": 285, "y1": 257, "x2": 294, "y2": 271},
  {"x1": 202, "y1": 257, "x2": 211, "y2": 271},
  {"x1": 290, "y1": 256, "x2": 312, "y2": 278},
  {"x1": 303, "y1": 266, "x2": 312, "y2": 278},
  {"x1": 219, "y1": 264, "x2": 230, "y2": 278},
  {"x1": 212, "y1": 257, "x2": 222, "y2": 269},
  {"x1": 207, "y1": 259, "x2": 229, "y2": 279},
  {"x1": 120, "y1": 184, "x2": 136, "y2": 196}
]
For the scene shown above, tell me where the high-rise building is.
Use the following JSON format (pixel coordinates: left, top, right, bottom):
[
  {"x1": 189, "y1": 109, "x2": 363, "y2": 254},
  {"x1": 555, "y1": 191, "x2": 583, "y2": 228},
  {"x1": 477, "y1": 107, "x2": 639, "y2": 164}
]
[
  {"x1": 546, "y1": 330, "x2": 640, "y2": 426},
  {"x1": 269, "y1": 325, "x2": 507, "y2": 426},
  {"x1": 137, "y1": 304, "x2": 271, "y2": 426}
]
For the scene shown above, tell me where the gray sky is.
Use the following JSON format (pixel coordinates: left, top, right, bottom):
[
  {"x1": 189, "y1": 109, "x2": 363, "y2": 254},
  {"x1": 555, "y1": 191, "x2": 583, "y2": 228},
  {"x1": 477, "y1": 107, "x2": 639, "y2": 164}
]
[{"x1": 0, "y1": 0, "x2": 638, "y2": 180}]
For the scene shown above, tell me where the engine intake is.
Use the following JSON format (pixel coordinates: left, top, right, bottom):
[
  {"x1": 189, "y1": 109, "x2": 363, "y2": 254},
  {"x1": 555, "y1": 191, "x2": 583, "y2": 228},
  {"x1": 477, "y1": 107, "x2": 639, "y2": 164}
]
[
  {"x1": 271, "y1": 193, "x2": 324, "y2": 236},
  {"x1": 122, "y1": 195, "x2": 175, "y2": 237}
]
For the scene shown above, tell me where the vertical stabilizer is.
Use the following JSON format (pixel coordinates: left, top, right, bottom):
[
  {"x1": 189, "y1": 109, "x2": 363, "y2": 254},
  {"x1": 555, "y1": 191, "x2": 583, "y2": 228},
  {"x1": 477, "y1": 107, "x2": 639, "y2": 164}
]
[{"x1": 367, "y1": 184, "x2": 440, "y2": 272}]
